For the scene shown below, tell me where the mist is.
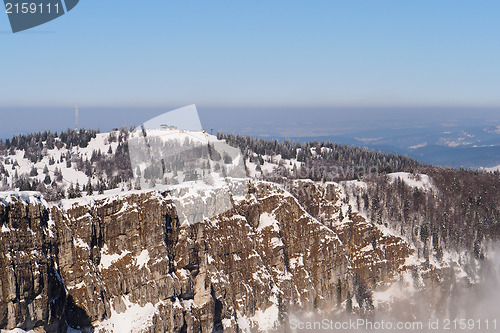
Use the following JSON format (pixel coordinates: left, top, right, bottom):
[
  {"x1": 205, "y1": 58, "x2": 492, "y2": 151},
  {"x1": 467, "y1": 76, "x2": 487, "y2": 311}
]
[{"x1": 284, "y1": 242, "x2": 500, "y2": 333}]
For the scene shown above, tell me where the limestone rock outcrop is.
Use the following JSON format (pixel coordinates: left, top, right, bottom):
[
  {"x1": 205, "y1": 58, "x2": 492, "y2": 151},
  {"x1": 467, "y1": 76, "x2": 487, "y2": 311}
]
[{"x1": 0, "y1": 181, "x2": 416, "y2": 332}]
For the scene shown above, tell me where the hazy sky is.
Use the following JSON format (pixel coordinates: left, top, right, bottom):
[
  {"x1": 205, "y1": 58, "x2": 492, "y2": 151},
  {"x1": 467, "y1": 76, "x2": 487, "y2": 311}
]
[
  {"x1": 1, "y1": 1, "x2": 499, "y2": 109},
  {"x1": 1, "y1": 106, "x2": 500, "y2": 140}
]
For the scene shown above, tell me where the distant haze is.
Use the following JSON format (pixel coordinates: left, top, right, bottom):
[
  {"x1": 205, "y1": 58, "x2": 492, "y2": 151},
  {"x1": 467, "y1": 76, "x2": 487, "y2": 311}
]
[
  {"x1": 2, "y1": 106, "x2": 500, "y2": 169},
  {"x1": 2, "y1": 106, "x2": 500, "y2": 139}
]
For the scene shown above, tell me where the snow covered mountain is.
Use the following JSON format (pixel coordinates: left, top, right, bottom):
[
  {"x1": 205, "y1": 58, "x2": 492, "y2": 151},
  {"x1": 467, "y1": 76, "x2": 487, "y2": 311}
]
[{"x1": 1, "y1": 129, "x2": 499, "y2": 332}]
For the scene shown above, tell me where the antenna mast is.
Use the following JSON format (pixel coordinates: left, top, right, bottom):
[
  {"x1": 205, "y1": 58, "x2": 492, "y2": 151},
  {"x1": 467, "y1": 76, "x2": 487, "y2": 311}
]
[{"x1": 75, "y1": 105, "x2": 79, "y2": 130}]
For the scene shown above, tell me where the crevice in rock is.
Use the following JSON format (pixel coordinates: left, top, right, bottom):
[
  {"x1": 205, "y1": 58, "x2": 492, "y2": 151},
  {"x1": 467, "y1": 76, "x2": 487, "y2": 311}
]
[
  {"x1": 46, "y1": 265, "x2": 68, "y2": 330},
  {"x1": 164, "y1": 212, "x2": 178, "y2": 274},
  {"x1": 11, "y1": 263, "x2": 20, "y2": 303},
  {"x1": 179, "y1": 319, "x2": 188, "y2": 333},
  {"x1": 211, "y1": 286, "x2": 223, "y2": 333},
  {"x1": 24, "y1": 206, "x2": 32, "y2": 230},
  {"x1": 40, "y1": 207, "x2": 49, "y2": 229},
  {"x1": 63, "y1": 293, "x2": 92, "y2": 330}
]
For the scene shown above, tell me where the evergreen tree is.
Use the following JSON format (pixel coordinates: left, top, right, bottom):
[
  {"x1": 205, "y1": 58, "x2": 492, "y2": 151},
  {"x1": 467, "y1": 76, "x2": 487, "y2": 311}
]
[
  {"x1": 336, "y1": 279, "x2": 342, "y2": 307},
  {"x1": 223, "y1": 153, "x2": 232, "y2": 164},
  {"x1": 67, "y1": 183, "x2": 76, "y2": 199},
  {"x1": 86, "y1": 178, "x2": 93, "y2": 196},
  {"x1": 346, "y1": 291, "x2": 352, "y2": 313},
  {"x1": 29, "y1": 166, "x2": 38, "y2": 177},
  {"x1": 54, "y1": 167, "x2": 63, "y2": 182},
  {"x1": 98, "y1": 181, "x2": 105, "y2": 194},
  {"x1": 75, "y1": 181, "x2": 82, "y2": 197}
]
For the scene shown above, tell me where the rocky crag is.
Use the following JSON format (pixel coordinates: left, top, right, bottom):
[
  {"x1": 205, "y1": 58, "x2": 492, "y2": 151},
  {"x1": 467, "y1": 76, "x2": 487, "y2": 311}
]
[{"x1": 0, "y1": 179, "x2": 482, "y2": 332}]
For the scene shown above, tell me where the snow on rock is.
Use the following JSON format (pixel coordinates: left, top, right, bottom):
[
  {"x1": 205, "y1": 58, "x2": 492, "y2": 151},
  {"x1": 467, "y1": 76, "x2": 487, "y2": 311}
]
[
  {"x1": 67, "y1": 280, "x2": 86, "y2": 291},
  {"x1": 0, "y1": 191, "x2": 47, "y2": 207},
  {"x1": 257, "y1": 212, "x2": 280, "y2": 232},
  {"x1": 94, "y1": 295, "x2": 158, "y2": 333},
  {"x1": 270, "y1": 237, "x2": 284, "y2": 248},
  {"x1": 372, "y1": 271, "x2": 416, "y2": 308},
  {"x1": 99, "y1": 244, "x2": 131, "y2": 270},
  {"x1": 73, "y1": 238, "x2": 89, "y2": 250},
  {"x1": 249, "y1": 303, "x2": 280, "y2": 332},
  {"x1": 289, "y1": 256, "x2": 304, "y2": 270},
  {"x1": 135, "y1": 249, "x2": 150, "y2": 269},
  {"x1": 236, "y1": 314, "x2": 252, "y2": 332}
]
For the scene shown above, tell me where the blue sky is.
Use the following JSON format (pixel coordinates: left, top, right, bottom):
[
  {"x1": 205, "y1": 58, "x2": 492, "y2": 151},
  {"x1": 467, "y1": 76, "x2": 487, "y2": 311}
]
[
  {"x1": 1, "y1": 1, "x2": 500, "y2": 139},
  {"x1": 1, "y1": 0, "x2": 499, "y2": 109}
]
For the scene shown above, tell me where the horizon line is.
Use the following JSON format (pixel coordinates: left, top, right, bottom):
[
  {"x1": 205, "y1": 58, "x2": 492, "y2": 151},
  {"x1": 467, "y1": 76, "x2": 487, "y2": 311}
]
[{"x1": 1, "y1": 104, "x2": 500, "y2": 109}]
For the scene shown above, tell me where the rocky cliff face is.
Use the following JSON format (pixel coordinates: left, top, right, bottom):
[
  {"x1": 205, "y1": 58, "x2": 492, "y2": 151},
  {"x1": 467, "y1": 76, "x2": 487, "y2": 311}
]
[
  {"x1": 0, "y1": 193, "x2": 65, "y2": 331},
  {"x1": 0, "y1": 180, "x2": 461, "y2": 332}
]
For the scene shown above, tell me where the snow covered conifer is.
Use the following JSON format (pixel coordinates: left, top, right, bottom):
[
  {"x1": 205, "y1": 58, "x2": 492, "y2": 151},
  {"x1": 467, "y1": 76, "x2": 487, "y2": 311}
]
[{"x1": 87, "y1": 178, "x2": 93, "y2": 196}]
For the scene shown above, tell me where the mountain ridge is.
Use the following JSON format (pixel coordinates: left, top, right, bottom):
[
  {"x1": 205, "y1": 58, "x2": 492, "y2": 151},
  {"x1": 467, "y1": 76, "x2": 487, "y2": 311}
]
[{"x1": 0, "y1": 128, "x2": 499, "y2": 332}]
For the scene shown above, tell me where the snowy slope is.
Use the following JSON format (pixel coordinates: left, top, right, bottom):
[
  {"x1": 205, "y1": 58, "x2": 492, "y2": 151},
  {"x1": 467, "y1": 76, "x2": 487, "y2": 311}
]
[
  {"x1": 1, "y1": 132, "x2": 119, "y2": 190},
  {"x1": 387, "y1": 172, "x2": 435, "y2": 191}
]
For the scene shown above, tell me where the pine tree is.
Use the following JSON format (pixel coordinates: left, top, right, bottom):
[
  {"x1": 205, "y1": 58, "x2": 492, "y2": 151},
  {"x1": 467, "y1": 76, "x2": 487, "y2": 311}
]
[
  {"x1": 29, "y1": 166, "x2": 38, "y2": 177},
  {"x1": 67, "y1": 183, "x2": 75, "y2": 199},
  {"x1": 91, "y1": 150, "x2": 98, "y2": 162},
  {"x1": 346, "y1": 291, "x2": 352, "y2": 313},
  {"x1": 2, "y1": 176, "x2": 8, "y2": 188},
  {"x1": 75, "y1": 181, "x2": 82, "y2": 197},
  {"x1": 54, "y1": 167, "x2": 63, "y2": 182},
  {"x1": 223, "y1": 153, "x2": 232, "y2": 164},
  {"x1": 86, "y1": 178, "x2": 93, "y2": 196},
  {"x1": 336, "y1": 279, "x2": 342, "y2": 307},
  {"x1": 98, "y1": 181, "x2": 105, "y2": 194}
]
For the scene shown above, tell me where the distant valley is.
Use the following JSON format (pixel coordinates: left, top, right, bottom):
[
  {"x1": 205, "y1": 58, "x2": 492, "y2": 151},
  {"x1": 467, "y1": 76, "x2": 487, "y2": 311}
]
[{"x1": 197, "y1": 107, "x2": 500, "y2": 169}]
